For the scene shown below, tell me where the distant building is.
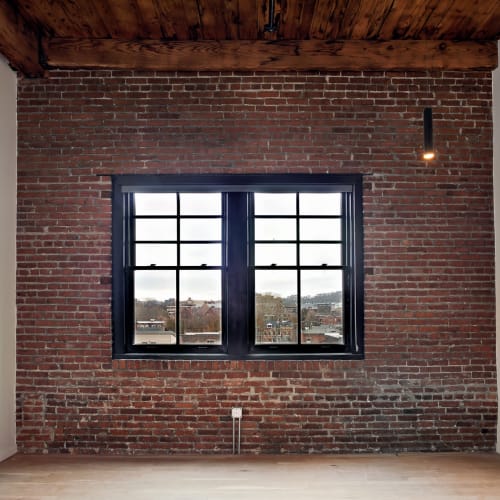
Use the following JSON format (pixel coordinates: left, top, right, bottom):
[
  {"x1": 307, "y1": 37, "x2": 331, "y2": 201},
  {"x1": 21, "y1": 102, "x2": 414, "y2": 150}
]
[
  {"x1": 135, "y1": 319, "x2": 176, "y2": 345},
  {"x1": 316, "y1": 303, "x2": 332, "y2": 314},
  {"x1": 136, "y1": 319, "x2": 165, "y2": 332}
]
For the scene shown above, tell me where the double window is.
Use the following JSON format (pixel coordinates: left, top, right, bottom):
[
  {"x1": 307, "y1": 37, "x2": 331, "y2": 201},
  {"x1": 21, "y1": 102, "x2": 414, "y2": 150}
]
[{"x1": 112, "y1": 174, "x2": 364, "y2": 359}]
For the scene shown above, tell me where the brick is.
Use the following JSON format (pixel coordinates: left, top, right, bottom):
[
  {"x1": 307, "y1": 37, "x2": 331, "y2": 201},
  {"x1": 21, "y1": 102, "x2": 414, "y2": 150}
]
[{"x1": 15, "y1": 69, "x2": 496, "y2": 455}]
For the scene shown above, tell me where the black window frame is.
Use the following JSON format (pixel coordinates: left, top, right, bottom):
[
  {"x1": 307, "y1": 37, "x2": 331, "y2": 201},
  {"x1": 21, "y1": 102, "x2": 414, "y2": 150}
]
[{"x1": 112, "y1": 174, "x2": 364, "y2": 360}]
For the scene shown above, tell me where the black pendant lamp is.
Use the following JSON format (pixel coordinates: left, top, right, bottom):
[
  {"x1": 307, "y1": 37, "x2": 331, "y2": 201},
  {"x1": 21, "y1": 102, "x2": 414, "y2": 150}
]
[{"x1": 423, "y1": 107, "x2": 435, "y2": 160}]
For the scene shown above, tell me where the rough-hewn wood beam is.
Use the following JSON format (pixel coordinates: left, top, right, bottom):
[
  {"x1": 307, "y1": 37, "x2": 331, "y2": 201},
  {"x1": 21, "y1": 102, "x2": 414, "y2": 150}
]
[
  {"x1": 43, "y1": 39, "x2": 498, "y2": 72},
  {"x1": 0, "y1": 0, "x2": 43, "y2": 76}
]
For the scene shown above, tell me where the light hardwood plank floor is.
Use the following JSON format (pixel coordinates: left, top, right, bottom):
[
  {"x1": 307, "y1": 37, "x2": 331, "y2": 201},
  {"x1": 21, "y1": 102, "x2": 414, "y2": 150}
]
[{"x1": 1, "y1": 452, "x2": 500, "y2": 499}]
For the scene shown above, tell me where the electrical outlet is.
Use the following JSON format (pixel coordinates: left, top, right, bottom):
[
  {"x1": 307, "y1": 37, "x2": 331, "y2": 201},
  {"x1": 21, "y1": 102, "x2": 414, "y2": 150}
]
[{"x1": 231, "y1": 407, "x2": 242, "y2": 419}]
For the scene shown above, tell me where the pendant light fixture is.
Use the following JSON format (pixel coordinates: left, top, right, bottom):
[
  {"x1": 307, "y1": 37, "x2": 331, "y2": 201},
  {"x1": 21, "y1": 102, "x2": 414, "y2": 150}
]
[{"x1": 423, "y1": 107, "x2": 435, "y2": 160}]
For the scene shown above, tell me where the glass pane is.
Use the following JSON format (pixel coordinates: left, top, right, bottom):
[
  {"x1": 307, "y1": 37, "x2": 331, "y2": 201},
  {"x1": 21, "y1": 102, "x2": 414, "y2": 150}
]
[
  {"x1": 180, "y1": 193, "x2": 221, "y2": 215},
  {"x1": 181, "y1": 244, "x2": 221, "y2": 266},
  {"x1": 300, "y1": 193, "x2": 341, "y2": 215},
  {"x1": 301, "y1": 270, "x2": 343, "y2": 345},
  {"x1": 300, "y1": 244, "x2": 342, "y2": 266},
  {"x1": 254, "y1": 193, "x2": 296, "y2": 215},
  {"x1": 135, "y1": 243, "x2": 176, "y2": 266},
  {"x1": 254, "y1": 218, "x2": 296, "y2": 241},
  {"x1": 135, "y1": 193, "x2": 177, "y2": 216},
  {"x1": 179, "y1": 270, "x2": 222, "y2": 344},
  {"x1": 135, "y1": 219, "x2": 176, "y2": 241},
  {"x1": 254, "y1": 244, "x2": 296, "y2": 266},
  {"x1": 181, "y1": 218, "x2": 221, "y2": 241},
  {"x1": 300, "y1": 218, "x2": 341, "y2": 241},
  {"x1": 134, "y1": 270, "x2": 176, "y2": 345},
  {"x1": 255, "y1": 270, "x2": 298, "y2": 344}
]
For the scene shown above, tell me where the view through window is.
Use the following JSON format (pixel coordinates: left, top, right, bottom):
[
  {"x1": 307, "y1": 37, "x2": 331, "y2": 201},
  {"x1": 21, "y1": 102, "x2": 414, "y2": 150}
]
[
  {"x1": 133, "y1": 192, "x2": 222, "y2": 346},
  {"x1": 253, "y1": 192, "x2": 343, "y2": 346}
]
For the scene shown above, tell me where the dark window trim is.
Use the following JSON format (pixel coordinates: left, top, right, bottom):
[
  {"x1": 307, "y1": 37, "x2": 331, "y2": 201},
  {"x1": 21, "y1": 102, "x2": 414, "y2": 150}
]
[{"x1": 112, "y1": 174, "x2": 364, "y2": 360}]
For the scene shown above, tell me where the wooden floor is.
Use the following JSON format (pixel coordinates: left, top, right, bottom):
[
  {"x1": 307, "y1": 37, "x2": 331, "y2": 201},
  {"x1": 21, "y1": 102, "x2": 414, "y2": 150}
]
[{"x1": 1, "y1": 452, "x2": 500, "y2": 499}]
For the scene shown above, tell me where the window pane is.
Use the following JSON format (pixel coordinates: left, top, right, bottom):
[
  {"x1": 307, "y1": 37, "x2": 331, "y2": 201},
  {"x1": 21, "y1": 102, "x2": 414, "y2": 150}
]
[
  {"x1": 135, "y1": 243, "x2": 176, "y2": 266},
  {"x1": 181, "y1": 244, "x2": 221, "y2": 266},
  {"x1": 179, "y1": 270, "x2": 221, "y2": 344},
  {"x1": 301, "y1": 270, "x2": 343, "y2": 345},
  {"x1": 135, "y1": 193, "x2": 177, "y2": 215},
  {"x1": 254, "y1": 244, "x2": 296, "y2": 266},
  {"x1": 180, "y1": 193, "x2": 221, "y2": 215},
  {"x1": 181, "y1": 218, "x2": 221, "y2": 241},
  {"x1": 300, "y1": 218, "x2": 341, "y2": 241},
  {"x1": 135, "y1": 219, "x2": 176, "y2": 241},
  {"x1": 300, "y1": 244, "x2": 342, "y2": 266},
  {"x1": 254, "y1": 193, "x2": 296, "y2": 215},
  {"x1": 134, "y1": 270, "x2": 176, "y2": 345},
  {"x1": 255, "y1": 270, "x2": 298, "y2": 344},
  {"x1": 254, "y1": 218, "x2": 296, "y2": 241},
  {"x1": 300, "y1": 193, "x2": 341, "y2": 215}
]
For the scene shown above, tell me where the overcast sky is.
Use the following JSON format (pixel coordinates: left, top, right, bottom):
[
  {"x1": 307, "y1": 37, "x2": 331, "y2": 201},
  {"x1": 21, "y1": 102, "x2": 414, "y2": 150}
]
[{"x1": 134, "y1": 192, "x2": 343, "y2": 302}]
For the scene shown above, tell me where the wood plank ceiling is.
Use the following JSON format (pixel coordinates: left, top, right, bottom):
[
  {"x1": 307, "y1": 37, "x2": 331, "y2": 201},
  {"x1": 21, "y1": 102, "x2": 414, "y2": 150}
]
[{"x1": 0, "y1": 0, "x2": 499, "y2": 77}]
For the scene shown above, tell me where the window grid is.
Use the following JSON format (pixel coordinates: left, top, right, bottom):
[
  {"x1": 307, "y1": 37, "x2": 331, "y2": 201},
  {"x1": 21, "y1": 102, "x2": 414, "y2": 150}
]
[
  {"x1": 131, "y1": 193, "x2": 224, "y2": 347},
  {"x1": 252, "y1": 193, "x2": 346, "y2": 348}
]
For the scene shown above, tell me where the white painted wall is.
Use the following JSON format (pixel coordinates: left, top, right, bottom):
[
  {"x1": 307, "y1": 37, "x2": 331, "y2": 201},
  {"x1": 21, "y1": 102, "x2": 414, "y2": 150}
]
[
  {"x1": 494, "y1": 44, "x2": 500, "y2": 453},
  {"x1": 0, "y1": 56, "x2": 17, "y2": 462}
]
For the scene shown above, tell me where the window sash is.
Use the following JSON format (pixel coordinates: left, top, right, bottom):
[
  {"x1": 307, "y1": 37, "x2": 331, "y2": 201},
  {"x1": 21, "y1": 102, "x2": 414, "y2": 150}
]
[{"x1": 250, "y1": 192, "x2": 346, "y2": 348}]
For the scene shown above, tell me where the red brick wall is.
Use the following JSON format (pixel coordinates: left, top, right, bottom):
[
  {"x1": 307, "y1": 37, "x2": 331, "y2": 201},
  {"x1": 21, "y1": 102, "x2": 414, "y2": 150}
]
[{"x1": 16, "y1": 70, "x2": 497, "y2": 454}]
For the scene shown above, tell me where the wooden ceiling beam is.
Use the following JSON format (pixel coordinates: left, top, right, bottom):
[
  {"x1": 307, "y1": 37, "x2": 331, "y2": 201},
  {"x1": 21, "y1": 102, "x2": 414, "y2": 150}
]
[
  {"x1": 43, "y1": 38, "x2": 498, "y2": 72},
  {"x1": 0, "y1": 0, "x2": 43, "y2": 76}
]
